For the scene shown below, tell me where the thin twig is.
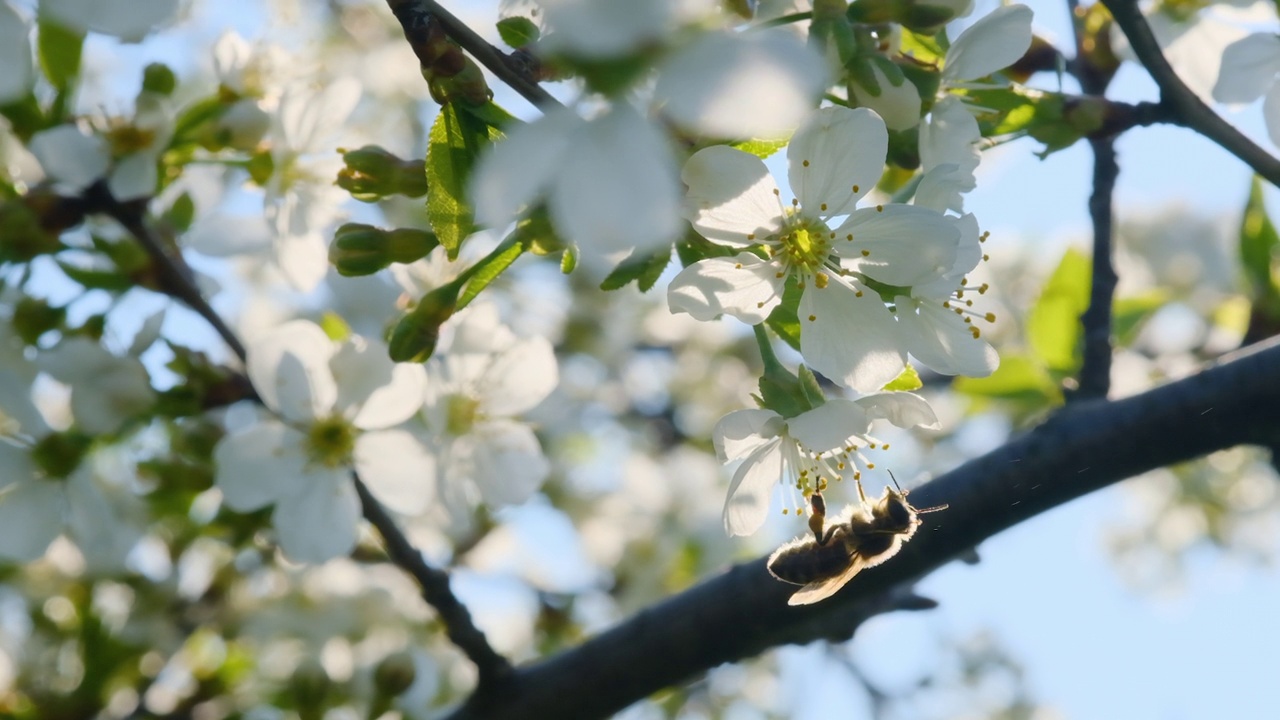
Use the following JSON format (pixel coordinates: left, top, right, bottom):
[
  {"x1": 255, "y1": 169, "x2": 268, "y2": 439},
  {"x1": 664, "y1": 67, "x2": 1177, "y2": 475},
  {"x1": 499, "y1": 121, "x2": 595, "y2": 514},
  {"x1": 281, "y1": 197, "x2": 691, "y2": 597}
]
[
  {"x1": 1066, "y1": 0, "x2": 1119, "y2": 400},
  {"x1": 385, "y1": 0, "x2": 559, "y2": 109},
  {"x1": 90, "y1": 186, "x2": 249, "y2": 363},
  {"x1": 353, "y1": 476, "x2": 513, "y2": 688},
  {"x1": 1103, "y1": 0, "x2": 1280, "y2": 187},
  {"x1": 84, "y1": 182, "x2": 510, "y2": 690}
]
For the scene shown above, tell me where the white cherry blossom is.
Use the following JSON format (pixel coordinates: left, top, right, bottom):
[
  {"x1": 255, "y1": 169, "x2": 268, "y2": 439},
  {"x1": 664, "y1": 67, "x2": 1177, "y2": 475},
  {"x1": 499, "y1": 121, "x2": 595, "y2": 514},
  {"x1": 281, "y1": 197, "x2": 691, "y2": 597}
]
[
  {"x1": 0, "y1": 2, "x2": 32, "y2": 104},
  {"x1": 1213, "y1": 32, "x2": 1280, "y2": 146},
  {"x1": 39, "y1": 0, "x2": 178, "y2": 42},
  {"x1": 420, "y1": 304, "x2": 558, "y2": 518},
  {"x1": 668, "y1": 106, "x2": 959, "y2": 392},
  {"x1": 40, "y1": 337, "x2": 155, "y2": 436},
  {"x1": 214, "y1": 320, "x2": 429, "y2": 563},
  {"x1": 714, "y1": 392, "x2": 938, "y2": 536}
]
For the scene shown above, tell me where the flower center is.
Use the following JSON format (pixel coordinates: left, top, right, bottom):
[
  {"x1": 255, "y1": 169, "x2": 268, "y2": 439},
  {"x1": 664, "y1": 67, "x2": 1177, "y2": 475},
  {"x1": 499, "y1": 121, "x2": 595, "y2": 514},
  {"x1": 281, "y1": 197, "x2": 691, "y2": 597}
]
[
  {"x1": 444, "y1": 393, "x2": 481, "y2": 436},
  {"x1": 305, "y1": 414, "x2": 357, "y2": 468},
  {"x1": 775, "y1": 216, "x2": 833, "y2": 276}
]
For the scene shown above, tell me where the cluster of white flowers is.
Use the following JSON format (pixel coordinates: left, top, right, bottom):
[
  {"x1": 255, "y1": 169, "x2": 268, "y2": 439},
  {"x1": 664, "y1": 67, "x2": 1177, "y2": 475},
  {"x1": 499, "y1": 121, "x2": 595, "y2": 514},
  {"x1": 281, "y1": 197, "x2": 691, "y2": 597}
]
[
  {"x1": 660, "y1": 4, "x2": 1035, "y2": 536},
  {"x1": 213, "y1": 304, "x2": 557, "y2": 562}
]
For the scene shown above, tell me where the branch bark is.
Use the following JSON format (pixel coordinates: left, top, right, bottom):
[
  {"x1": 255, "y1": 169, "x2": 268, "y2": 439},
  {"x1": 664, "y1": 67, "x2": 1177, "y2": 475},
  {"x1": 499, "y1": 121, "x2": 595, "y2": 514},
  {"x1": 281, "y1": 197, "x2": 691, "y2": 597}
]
[
  {"x1": 1103, "y1": 0, "x2": 1280, "y2": 187},
  {"x1": 445, "y1": 337, "x2": 1280, "y2": 719}
]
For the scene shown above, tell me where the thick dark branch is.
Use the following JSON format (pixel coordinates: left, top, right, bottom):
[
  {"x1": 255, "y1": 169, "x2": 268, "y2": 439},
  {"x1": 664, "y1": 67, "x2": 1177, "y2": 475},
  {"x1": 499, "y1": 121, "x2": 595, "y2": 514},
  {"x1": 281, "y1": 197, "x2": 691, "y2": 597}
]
[
  {"x1": 1072, "y1": 136, "x2": 1119, "y2": 399},
  {"x1": 1103, "y1": 0, "x2": 1280, "y2": 187},
  {"x1": 354, "y1": 476, "x2": 513, "y2": 687},
  {"x1": 385, "y1": 0, "x2": 558, "y2": 109},
  {"x1": 444, "y1": 338, "x2": 1280, "y2": 719}
]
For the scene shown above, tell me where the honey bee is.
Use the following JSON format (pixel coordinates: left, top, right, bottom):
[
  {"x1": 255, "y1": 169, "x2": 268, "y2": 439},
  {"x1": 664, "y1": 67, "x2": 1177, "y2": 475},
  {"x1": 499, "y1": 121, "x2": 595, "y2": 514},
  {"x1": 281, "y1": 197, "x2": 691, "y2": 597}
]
[{"x1": 767, "y1": 473, "x2": 947, "y2": 606}]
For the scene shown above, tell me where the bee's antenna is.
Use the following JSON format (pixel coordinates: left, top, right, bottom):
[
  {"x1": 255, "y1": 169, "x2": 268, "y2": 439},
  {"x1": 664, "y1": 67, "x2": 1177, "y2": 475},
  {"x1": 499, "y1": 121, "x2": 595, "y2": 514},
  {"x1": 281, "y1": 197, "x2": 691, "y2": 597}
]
[
  {"x1": 915, "y1": 503, "x2": 949, "y2": 514},
  {"x1": 887, "y1": 469, "x2": 904, "y2": 494}
]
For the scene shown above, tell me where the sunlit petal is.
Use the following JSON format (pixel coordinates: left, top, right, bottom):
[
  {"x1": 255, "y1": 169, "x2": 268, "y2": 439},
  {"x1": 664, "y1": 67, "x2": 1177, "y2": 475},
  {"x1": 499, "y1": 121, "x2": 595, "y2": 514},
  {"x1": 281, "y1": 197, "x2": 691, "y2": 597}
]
[
  {"x1": 800, "y1": 278, "x2": 905, "y2": 392},
  {"x1": 683, "y1": 146, "x2": 784, "y2": 246},
  {"x1": 272, "y1": 471, "x2": 360, "y2": 563},
  {"x1": 786, "y1": 399, "x2": 873, "y2": 452},
  {"x1": 355, "y1": 429, "x2": 436, "y2": 515},
  {"x1": 836, "y1": 204, "x2": 959, "y2": 286},
  {"x1": 788, "y1": 107, "x2": 887, "y2": 216},
  {"x1": 667, "y1": 253, "x2": 785, "y2": 323}
]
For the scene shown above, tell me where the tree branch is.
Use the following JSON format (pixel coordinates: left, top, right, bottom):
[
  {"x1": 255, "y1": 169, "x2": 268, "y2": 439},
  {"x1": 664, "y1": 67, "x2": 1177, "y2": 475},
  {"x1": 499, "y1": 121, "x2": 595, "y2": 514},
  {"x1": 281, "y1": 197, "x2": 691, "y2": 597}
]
[
  {"x1": 1103, "y1": 0, "x2": 1280, "y2": 187},
  {"x1": 353, "y1": 475, "x2": 512, "y2": 688},
  {"x1": 1072, "y1": 135, "x2": 1119, "y2": 399},
  {"x1": 443, "y1": 337, "x2": 1280, "y2": 719},
  {"x1": 384, "y1": 0, "x2": 559, "y2": 109}
]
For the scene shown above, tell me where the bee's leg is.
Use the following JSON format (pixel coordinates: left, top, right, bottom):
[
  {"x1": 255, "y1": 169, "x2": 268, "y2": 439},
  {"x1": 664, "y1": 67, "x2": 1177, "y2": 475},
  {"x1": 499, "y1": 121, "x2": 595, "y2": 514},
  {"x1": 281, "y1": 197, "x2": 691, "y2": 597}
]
[
  {"x1": 854, "y1": 474, "x2": 870, "y2": 506},
  {"x1": 807, "y1": 492, "x2": 828, "y2": 544}
]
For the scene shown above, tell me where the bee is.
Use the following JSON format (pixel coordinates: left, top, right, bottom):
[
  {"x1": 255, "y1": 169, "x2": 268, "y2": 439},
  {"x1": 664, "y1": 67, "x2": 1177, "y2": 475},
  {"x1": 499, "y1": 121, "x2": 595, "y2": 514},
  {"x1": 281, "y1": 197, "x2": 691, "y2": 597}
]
[{"x1": 767, "y1": 473, "x2": 947, "y2": 606}]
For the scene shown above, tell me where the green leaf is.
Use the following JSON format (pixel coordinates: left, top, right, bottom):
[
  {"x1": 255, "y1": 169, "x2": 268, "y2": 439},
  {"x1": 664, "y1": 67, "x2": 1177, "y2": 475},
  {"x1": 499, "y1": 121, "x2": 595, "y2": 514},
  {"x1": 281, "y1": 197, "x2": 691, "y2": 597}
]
[
  {"x1": 37, "y1": 19, "x2": 84, "y2": 93},
  {"x1": 163, "y1": 192, "x2": 196, "y2": 233},
  {"x1": 729, "y1": 137, "x2": 790, "y2": 159},
  {"x1": 57, "y1": 261, "x2": 133, "y2": 292},
  {"x1": 954, "y1": 353, "x2": 1060, "y2": 404},
  {"x1": 765, "y1": 276, "x2": 803, "y2": 352},
  {"x1": 1113, "y1": 290, "x2": 1168, "y2": 347},
  {"x1": 1026, "y1": 248, "x2": 1090, "y2": 373},
  {"x1": 881, "y1": 364, "x2": 922, "y2": 392},
  {"x1": 496, "y1": 16, "x2": 540, "y2": 48},
  {"x1": 1239, "y1": 176, "x2": 1280, "y2": 308},
  {"x1": 459, "y1": 101, "x2": 518, "y2": 132},
  {"x1": 600, "y1": 246, "x2": 672, "y2": 292},
  {"x1": 459, "y1": 240, "x2": 526, "y2": 309},
  {"x1": 899, "y1": 29, "x2": 944, "y2": 66},
  {"x1": 426, "y1": 104, "x2": 495, "y2": 258}
]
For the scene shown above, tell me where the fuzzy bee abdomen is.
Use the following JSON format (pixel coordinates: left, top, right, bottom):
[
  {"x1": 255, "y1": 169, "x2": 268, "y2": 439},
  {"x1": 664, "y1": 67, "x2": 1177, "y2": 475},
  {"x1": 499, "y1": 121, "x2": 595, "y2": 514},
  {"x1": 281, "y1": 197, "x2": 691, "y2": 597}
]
[{"x1": 766, "y1": 531, "x2": 855, "y2": 586}]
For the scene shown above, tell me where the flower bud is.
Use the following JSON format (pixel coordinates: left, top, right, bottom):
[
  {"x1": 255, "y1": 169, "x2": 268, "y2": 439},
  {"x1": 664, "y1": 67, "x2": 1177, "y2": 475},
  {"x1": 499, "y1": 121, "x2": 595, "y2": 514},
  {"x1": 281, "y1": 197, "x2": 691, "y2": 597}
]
[
  {"x1": 389, "y1": 282, "x2": 460, "y2": 362},
  {"x1": 142, "y1": 63, "x2": 177, "y2": 95},
  {"x1": 373, "y1": 650, "x2": 417, "y2": 697},
  {"x1": 336, "y1": 145, "x2": 428, "y2": 202},
  {"x1": 848, "y1": 56, "x2": 922, "y2": 131},
  {"x1": 330, "y1": 223, "x2": 439, "y2": 276}
]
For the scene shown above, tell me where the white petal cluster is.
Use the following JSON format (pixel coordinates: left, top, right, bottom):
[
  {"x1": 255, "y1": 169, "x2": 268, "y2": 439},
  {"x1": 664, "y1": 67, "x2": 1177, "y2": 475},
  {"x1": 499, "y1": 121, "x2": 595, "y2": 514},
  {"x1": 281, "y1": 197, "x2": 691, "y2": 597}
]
[
  {"x1": 669, "y1": 106, "x2": 997, "y2": 391},
  {"x1": 215, "y1": 320, "x2": 427, "y2": 562},
  {"x1": 1213, "y1": 32, "x2": 1280, "y2": 146},
  {"x1": 39, "y1": 0, "x2": 178, "y2": 42},
  {"x1": 715, "y1": 393, "x2": 938, "y2": 535},
  {"x1": 41, "y1": 337, "x2": 155, "y2": 435},
  {"x1": 470, "y1": 2, "x2": 826, "y2": 263}
]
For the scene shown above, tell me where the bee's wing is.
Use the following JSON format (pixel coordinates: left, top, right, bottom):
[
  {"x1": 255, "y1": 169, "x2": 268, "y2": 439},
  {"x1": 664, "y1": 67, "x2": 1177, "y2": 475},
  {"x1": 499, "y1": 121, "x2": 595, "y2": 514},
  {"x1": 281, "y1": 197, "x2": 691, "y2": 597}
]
[{"x1": 786, "y1": 554, "x2": 871, "y2": 606}]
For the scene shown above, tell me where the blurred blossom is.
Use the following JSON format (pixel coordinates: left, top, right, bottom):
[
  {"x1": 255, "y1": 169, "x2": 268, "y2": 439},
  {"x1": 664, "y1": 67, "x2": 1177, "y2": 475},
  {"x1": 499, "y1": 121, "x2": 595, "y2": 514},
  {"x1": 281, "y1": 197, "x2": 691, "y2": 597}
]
[
  {"x1": 714, "y1": 392, "x2": 938, "y2": 536},
  {"x1": 1213, "y1": 31, "x2": 1280, "y2": 145},
  {"x1": 264, "y1": 79, "x2": 362, "y2": 291},
  {"x1": 470, "y1": 102, "x2": 683, "y2": 264},
  {"x1": 0, "y1": 445, "x2": 143, "y2": 566},
  {"x1": 0, "y1": 2, "x2": 32, "y2": 104},
  {"x1": 214, "y1": 320, "x2": 430, "y2": 562},
  {"x1": 28, "y1": 92, "x2": 175, "y2": 201},
  {"x1": 40, "y1": 337, "x2": 155, "y2": 435},
  {"x1": 0, "y1": 321, "x2": 45, "y2": 438},
  {"x1": 669, "y1": 106, "x2": 961, "y2": 391},
  {"x1": 39, "y1": 0, "x2": 179, "y2": 42},
  {"x1": 421, "y1": 304, "x2": 557, "y2": 517}
]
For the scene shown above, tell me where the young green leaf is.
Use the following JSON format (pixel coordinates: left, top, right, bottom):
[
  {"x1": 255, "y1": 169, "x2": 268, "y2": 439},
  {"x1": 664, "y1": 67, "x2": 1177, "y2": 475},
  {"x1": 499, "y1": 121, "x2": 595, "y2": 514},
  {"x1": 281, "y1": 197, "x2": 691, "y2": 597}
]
[
  {"x1": 600, "y1": 246, "x2": 672, "y2": 292},
  {"x1": 496, "y1": 16, "x2": 539, "y2": 49},
  {"x1": 426, "y1": 103, "x2": 494, "y2": 258},
  {"x1": 1027, "y1": 248, "x2": 1089, "y2": 373},
  {"x1": 37, "y1": 19, "x2": 83, "y2": 93}
]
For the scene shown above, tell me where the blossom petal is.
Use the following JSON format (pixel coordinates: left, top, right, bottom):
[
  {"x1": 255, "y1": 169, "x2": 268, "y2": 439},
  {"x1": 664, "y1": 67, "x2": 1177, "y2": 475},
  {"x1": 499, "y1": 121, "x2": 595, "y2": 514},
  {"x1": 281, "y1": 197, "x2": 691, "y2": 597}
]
[
  {"x1": 277, "y1": 78, "x2": 360, "y2": 153},
  {"x1": 835, "y1": 204, "x2": 959, "y2": 286},
  {"x1": 943, "y1": 4, "x2": 1033, "y2": 82},
  {"x1": 354, "y1": 429, "x2": 436, "y2": 515},
  {"x1": 272, "y1": 471, "x2": 360, "y2": 563},
  {"x1": 247, "y1": 320, "x2": 337, "y2": 423},
  {"x1": 29, "y1": 125, "x2": 110, "y2": 192},
  {"x1": 920, "y1": 96, "x2": 981, "y2": 176},
  {"x1": 914, "y1": 163, "x2": 969, "y2": 214},
  {"x1": 470, "y1": 108, "x2": 577, "y2": 231},
  {"x1": 1212, "y1": 32, "x2": 1280, "y2": 104},
  {"x1": 667, "y1": 253, "x2": 786, "y2": 323},
  {"x1": 480, "y1": 336, "x2": 558, "y2": 417},
  {"x1": 0, "y1": 479, "x2": 63, "y2": 562},
  {"x1": 786, "y1": 399, "x2": 872, "y2": 453},
  {"x1": 723, "y1": 436, "x2": 784, "y2": 536},
  {"x1": 274, "y1": 231, "x2": 330, "y2": 293},
  {"x1": 65, "y1": 469, "x2": 141, "y2": 570},
  {"x1": 896, "y1": 296, "x2": 999, "y2": 377},
  {"x1": 1263, "y1": 82, "x2": 1280, "y2": 148},
  {"x1": 41, "y1": 0, "x2": 178, "y2": 41},
  {"x1": 800, "y1": 278, "x2": 905, "y2": 392},
  {"x1": 848, "y1": 62, "x2": 922, "y2": 131},
  {"x1": 856, "y1": 391, "x2": 939, "y2": 429},
  {"x1": 713, "y1": 408, "x2": 784, "y2": 463},
  {"x1": 0, "y1": 4, "x2": 33, "y2": 104},
  {"x1": 214, "y1": 422, "x2": 310, "y2": 511},
  {"x1": 331, "y1": 338, "x2": 425, "y2": 430},
  {"x1": 788, "y1": 106, "x2": 887, "y2": 216},
  {"x1": 538, "y1": 0, "x2": 671, "y2": 58},
  {"x1": 108, "y1": 153, "x2": 158, "y2": 200},
  {"x1": 683, "y1": 146, "x2": 784, "y2": 246},
  {"x1": 0, "y1": 442, "x2": 36, "y2": 493},
  {"x1": 467, "y1": 420, "x2": 549, "y2": 506},
  {"x1": 656, "y1": 29, "x2": 826, "y2": 138},
  {"x1": 550, "y1": 104, "x2": 682, "y2": 257}
]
